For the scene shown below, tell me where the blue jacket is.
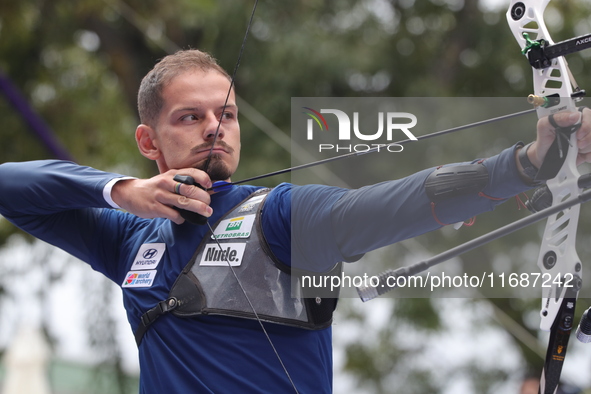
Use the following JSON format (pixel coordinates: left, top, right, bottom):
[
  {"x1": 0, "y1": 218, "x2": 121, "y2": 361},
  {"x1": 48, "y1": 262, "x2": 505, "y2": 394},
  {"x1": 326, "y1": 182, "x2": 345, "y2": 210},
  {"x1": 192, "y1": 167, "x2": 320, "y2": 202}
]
[{"x1": 0, "y1": 145, "x2": 529, "y2": 393}]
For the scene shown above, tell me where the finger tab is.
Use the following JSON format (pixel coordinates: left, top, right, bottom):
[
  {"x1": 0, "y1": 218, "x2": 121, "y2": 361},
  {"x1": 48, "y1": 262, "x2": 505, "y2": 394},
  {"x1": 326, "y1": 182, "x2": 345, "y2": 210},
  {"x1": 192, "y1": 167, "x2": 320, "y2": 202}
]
[{"x1": 173, "y1": 174, "x2": 196, "y2": 185}]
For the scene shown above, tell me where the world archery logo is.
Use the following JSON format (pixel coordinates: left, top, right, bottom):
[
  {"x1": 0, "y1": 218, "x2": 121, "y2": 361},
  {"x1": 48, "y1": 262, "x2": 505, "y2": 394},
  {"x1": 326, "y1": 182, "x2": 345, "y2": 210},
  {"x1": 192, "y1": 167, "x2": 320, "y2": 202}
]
[
  {"x1": 122, "y1": 270, "x2": 157, "y2": 288},
  {"x1": 125, "y1": 273, "x2": 139, "y2": 285}
]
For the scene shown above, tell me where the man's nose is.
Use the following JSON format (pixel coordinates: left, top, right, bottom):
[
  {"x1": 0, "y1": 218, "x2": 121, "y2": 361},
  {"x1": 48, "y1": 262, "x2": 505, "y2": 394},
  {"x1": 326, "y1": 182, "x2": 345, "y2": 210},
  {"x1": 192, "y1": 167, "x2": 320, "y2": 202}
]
[{"x1": 203, "y1": 112, "x2": 224, "y2": 141}]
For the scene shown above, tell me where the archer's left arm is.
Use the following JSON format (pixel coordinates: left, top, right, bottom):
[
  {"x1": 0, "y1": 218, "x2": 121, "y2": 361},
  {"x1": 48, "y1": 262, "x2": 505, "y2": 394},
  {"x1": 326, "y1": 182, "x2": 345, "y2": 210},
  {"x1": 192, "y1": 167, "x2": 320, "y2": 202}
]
[
  {"x1": 280, "y1": 145, "x2": 527, "y2": 271},
  {"x1": 330, "y1": 108, "x2": 591, "y2": 262},
  {"x1": 264, "y1": 110, "x2": 591, "y2": 271}
]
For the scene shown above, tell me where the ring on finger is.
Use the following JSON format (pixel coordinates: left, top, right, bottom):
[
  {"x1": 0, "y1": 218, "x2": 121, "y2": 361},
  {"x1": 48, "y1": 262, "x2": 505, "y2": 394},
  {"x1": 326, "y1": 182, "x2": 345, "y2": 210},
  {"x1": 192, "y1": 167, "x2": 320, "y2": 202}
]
[{"x1": 174, "y1": 182, "x2": 183, "y2": 195}]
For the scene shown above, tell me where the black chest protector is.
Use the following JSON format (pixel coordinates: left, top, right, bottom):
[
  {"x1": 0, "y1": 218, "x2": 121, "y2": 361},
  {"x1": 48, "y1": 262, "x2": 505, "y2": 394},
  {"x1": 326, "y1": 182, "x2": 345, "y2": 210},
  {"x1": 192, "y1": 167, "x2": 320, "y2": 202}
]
[{"x1": 134, "y1": 189, "x2": 341, "y2": 345}]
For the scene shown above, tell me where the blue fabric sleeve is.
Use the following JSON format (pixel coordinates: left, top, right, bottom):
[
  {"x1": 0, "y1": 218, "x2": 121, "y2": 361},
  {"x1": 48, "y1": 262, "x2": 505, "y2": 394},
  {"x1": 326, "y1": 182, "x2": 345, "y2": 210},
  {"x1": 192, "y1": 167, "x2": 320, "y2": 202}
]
[
  {"x1": 0, "y1": 160, "x2": 134, "y2": 281},
  {"x1": 331, "y1": 145, "x2": 528, "y2": 259},
  {"x1": 261, "y1": 183, "x2": 348, "y2": 273},
  {"x1": 263, "y1": 145, "x2": 532, "y2": 272}
]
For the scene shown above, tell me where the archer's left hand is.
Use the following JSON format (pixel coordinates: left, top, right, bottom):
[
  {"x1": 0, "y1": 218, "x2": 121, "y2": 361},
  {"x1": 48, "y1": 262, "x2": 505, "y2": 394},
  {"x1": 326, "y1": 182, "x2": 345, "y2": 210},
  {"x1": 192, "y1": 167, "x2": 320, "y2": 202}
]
[{"x1": 528, "y1": 107, "x2": 591, "y2": 168}]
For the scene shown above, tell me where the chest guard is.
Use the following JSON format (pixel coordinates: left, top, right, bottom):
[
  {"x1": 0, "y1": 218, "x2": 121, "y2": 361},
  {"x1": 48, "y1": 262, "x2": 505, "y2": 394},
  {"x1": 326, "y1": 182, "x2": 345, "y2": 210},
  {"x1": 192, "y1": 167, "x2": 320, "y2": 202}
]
[{"x1": 135, "y1": 189, "x2": 341, "y2": 345}]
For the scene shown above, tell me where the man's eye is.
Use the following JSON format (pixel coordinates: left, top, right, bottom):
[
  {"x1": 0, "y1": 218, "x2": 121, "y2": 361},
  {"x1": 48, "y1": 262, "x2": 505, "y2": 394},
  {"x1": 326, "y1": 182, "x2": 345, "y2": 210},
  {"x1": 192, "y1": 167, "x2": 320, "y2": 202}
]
[
  {"x1": 222, "y1": 112, "x2": 235, "y2": 120},
  {"x1": 181, "y1": 114, "x2": 198, "y2": 122}
]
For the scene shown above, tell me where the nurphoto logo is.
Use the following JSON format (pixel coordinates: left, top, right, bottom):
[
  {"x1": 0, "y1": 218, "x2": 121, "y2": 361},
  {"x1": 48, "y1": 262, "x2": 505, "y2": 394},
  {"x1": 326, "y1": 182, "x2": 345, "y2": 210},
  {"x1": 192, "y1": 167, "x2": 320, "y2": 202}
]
[{"x1": 303, "y1": 107, "x2": 418, "y2": 153}]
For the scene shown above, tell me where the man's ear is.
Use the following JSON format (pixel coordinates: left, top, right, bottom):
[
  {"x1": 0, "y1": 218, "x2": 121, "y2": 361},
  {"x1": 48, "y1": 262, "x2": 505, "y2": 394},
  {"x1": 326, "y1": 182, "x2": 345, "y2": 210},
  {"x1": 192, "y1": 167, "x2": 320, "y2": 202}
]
[{"x1": 136, "y1": 124, "x2": 161, "y2": 160}]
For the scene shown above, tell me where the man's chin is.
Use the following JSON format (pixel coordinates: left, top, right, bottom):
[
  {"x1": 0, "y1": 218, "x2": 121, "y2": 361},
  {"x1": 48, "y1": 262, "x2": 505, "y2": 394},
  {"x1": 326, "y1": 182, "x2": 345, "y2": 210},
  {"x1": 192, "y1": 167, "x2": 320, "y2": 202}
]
[{"x1": 195, "y1": 156, "x2": 232, "y2": 182}]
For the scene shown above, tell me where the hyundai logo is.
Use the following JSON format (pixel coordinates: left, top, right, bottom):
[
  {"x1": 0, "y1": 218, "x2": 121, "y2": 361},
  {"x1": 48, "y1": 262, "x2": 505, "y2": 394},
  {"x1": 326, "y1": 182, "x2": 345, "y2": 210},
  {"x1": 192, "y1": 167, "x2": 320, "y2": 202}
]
[{"x1": 143, "y1": 249, "x2": 158, "y2": 259}]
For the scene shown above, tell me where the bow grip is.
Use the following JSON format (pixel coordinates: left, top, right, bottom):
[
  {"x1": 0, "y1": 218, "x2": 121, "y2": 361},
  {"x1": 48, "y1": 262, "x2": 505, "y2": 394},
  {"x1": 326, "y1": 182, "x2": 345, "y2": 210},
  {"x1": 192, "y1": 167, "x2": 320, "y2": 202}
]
[
  {"x1": 536, "y1": 125, "x2": 581, "y2": 181},
  {"x1": 173, "y1": 174, "x2": 208, "y2": 225},
  {"x1": 535, "y1": 107, "x2": 586, "y2": 181}
]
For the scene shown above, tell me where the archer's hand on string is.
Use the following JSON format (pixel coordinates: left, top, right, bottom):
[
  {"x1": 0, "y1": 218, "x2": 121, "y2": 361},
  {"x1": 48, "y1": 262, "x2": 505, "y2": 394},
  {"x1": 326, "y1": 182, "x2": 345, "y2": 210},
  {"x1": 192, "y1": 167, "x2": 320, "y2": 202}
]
[{"x1": 111, "y1": 168, "x2": 212, "y2": 225}]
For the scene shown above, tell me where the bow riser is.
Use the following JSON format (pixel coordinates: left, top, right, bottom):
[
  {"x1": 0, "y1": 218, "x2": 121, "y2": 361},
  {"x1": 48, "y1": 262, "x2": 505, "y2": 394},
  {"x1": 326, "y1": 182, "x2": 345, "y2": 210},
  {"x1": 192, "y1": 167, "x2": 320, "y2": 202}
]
[
  {"x1": 507, "y1": 0, "x2": 582, "y2": 333},
  {"x1": 539, "y1": 160, "x2": 582, "y2": 332},
  {"x1": 507, "y1": 1, "x2": 585, "y2": 392}
]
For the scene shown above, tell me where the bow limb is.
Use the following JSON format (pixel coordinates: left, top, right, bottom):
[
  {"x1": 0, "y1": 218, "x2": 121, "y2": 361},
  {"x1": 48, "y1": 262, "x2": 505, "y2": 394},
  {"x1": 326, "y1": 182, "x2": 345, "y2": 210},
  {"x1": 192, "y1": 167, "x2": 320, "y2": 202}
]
[{"x1": 507, "y1": 1, "x2": 583, "y2": 392}]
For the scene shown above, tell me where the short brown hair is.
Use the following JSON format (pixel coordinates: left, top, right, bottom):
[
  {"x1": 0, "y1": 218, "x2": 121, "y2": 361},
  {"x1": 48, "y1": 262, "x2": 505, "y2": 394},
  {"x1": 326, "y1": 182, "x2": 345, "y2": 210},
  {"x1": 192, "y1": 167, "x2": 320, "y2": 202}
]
[{"x1": 137, "y1": 49, "x2": 230, "y2": 127}]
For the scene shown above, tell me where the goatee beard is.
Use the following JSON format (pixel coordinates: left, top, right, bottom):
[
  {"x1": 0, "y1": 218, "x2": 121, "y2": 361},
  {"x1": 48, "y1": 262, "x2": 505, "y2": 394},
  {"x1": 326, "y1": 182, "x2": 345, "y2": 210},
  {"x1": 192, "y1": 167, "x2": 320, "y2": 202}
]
[{"x1": 198, "y1": 154, "x2": 232, "y2": 182}]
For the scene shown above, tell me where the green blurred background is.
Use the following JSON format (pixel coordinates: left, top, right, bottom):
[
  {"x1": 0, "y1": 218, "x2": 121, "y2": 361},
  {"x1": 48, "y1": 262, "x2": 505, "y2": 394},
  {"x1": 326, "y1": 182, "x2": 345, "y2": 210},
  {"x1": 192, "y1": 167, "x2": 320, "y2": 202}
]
[{"x1": 1, "y1": 0, "x2": 591, "y2": 393}]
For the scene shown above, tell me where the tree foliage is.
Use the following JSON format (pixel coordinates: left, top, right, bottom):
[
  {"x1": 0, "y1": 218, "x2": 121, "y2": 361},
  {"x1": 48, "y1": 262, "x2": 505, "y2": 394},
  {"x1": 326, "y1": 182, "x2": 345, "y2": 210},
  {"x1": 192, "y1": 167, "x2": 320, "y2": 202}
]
[{"x1": 1, "y1": 0, "x2": 591, "y2": 392}]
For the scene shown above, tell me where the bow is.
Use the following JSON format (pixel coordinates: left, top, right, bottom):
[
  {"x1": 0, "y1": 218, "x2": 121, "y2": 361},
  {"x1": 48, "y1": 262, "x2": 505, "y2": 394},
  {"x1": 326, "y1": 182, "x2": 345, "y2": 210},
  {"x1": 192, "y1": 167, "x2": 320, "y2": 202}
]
[{"x1": 508, "y1": 1, "x2": 584, "y2": 392}]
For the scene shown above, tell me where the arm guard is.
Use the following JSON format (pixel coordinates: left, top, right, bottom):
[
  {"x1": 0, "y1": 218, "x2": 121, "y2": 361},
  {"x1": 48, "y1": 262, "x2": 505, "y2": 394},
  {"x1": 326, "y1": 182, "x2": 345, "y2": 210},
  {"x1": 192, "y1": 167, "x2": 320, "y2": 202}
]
[{"x1": 425, "y1": 163, "x2": 489, "y2": 203}]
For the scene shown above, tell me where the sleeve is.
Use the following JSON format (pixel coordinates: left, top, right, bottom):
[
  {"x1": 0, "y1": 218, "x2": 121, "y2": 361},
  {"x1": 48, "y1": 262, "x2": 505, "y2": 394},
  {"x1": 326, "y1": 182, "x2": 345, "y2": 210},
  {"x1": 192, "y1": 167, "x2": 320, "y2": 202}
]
[
  {"x1": 0, "y1": 160, "x2": 138, "y2": 281},
  {"x1": 262, "y1": 144, "x2": 532, "y2": 272},
  {"x1": 261, "y1": 183, "x2": 348, "y2": 273}
]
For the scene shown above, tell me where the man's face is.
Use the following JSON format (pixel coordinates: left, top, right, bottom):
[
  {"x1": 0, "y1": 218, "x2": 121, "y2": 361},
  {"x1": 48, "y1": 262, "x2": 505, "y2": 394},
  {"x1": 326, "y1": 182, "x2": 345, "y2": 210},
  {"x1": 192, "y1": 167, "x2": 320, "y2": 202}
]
[{"x1": 144, "y1": 69, "x2": 240, "y2": 181}]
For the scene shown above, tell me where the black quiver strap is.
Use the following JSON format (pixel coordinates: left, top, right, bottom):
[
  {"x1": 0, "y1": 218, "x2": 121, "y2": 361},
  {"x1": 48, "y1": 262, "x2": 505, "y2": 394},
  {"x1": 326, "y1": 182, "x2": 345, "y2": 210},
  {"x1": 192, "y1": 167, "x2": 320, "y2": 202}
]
[{"x1": 135, "y1": 297, "x2": 179, "y2": 346}]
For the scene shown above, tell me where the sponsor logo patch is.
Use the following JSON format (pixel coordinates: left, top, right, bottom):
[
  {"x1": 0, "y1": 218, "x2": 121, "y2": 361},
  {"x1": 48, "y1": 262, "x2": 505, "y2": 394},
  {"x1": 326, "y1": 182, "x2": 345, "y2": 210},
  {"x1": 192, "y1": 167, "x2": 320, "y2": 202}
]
[
  {"x1": 122, "y1": 270, "x2": 157, "y2": 288},
  {"x1": 199, "y1": 243, "x2": 246, "y2": 266},
  {"x1": 238, "y1": 203, "x2": 256, "y2": 213},
  {"x1": 226, "y1": 217, "x2": 244, "y2": 231},
  {"x1": 237, "y1": 195, "x2": 266, "y2": 213},
  {"x1": 131, "y1": 243, "x2": 166, "y2": 270},
  {"x1": 211, "y1": 215, "x2": 255, "y2": 240}
]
